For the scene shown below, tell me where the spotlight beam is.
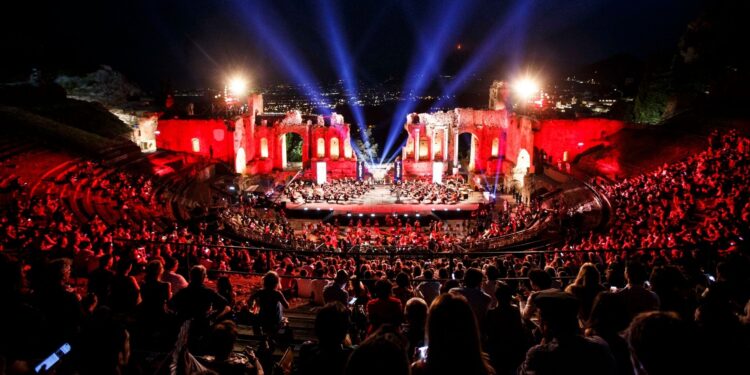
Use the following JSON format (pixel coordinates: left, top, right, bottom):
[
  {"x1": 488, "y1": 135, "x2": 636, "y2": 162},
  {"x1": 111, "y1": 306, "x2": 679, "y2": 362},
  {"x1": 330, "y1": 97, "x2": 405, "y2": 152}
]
[
  {"x1": 235, "y1": 0, "x2": 331, "y2": 113},
  {"x1": 432, "y1": 0, "x2": 532, "y2": 110},
  {"x1": 380, "y1": 0, "x2": 477, "y2": 162},
  {"x1": 319, "y1": 0, "x2": 374, "y2": 163}
]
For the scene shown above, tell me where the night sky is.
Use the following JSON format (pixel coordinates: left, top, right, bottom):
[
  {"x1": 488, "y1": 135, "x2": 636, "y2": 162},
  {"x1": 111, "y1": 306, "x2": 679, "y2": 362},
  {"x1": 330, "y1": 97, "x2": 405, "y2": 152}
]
[{"x1": 1, "y1": 0, "x2": 703, "y2": 90}]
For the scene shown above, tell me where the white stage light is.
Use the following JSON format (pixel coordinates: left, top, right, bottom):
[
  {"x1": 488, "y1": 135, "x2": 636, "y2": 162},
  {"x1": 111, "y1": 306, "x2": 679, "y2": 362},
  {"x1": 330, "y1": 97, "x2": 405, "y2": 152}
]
[
  {"x1": 514, "y1": 77, "x2": 539, "y2": 100},
  {"x1": 228, "y1": 76, "x2": 248, "y2": 97}
]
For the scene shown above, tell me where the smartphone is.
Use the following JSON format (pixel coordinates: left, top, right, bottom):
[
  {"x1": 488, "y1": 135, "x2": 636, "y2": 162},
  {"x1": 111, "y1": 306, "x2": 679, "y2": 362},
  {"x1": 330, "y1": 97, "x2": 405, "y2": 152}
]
[
  {"x1": 35, "y1": 342, "x2": 71, "y2": 373},
  {"x1": 417, "y1": 346, "x2": 428, "y2": 360},
  {"x1": 348, "y1": 297, "x2": 357, "y2": 305}
]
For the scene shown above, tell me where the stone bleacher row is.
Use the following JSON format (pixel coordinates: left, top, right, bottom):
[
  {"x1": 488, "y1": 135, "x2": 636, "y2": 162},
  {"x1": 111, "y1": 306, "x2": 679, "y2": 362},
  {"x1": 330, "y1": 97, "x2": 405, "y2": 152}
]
[{"x1": 1, "y1": 140, "x2": 211, "y2": 233}]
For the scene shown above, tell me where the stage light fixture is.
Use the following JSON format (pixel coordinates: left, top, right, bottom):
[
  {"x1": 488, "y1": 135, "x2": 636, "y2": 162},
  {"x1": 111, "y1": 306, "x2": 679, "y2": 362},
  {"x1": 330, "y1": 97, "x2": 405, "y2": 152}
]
[{"x1": 228, "y1": 76, "x2": 248, "y2": 97}]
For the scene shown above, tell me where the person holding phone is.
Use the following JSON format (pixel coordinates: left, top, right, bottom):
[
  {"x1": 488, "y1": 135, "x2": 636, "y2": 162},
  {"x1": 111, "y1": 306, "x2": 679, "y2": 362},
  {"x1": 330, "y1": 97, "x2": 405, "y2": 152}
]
[{"x1": 35, "y1": 343, "x2": 71, "y2": 373}]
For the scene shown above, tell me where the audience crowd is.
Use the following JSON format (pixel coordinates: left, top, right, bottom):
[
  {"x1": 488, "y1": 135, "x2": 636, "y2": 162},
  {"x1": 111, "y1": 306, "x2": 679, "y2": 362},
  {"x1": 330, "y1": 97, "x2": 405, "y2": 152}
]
[{"x1": 0, "y1": 130, "x2": 748, "y2": 374}]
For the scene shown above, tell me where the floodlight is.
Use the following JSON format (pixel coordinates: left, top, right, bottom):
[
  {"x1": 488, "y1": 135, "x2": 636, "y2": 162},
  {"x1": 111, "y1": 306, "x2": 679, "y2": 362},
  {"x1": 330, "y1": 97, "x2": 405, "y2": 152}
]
[
  {"x1": 228, "y1": 76, "x2": 248, "y2": 97},
  {"x1": 514, "y1": 78, "x2": 539, "y2": 100}
]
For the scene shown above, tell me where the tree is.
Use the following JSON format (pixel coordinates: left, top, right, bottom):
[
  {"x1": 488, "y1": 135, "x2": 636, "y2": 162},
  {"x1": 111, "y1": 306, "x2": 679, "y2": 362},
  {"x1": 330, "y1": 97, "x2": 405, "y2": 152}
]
[
  {"x1": 285, "y1": 133, "x2": 303, "y2": 162},
  {"x1": 353, "y1": 125, "x2": 379, "y2": 160}
]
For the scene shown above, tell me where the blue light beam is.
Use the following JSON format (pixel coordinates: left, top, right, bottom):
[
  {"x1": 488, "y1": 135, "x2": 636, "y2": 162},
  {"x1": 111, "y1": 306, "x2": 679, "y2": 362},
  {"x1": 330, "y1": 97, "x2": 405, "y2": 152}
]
[
  {"x1": 234, "y1": 0, "x2": 332, "y2": 114},
  {"x1": 379, "y1": 0, "x2": 477, "y2": 162},
  {"x1": 319, "y1": 0, "x2": 374, "y2": 163}
]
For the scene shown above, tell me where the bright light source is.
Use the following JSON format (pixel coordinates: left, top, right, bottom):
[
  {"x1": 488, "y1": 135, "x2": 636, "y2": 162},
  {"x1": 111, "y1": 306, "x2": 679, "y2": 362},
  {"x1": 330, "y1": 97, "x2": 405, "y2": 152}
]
[
  {"x1": 514, "y1": 78, "x2": 540, "y2": 100},
  {"x1": 228, "y1": 76, "x2": 248, "y2": 97}
]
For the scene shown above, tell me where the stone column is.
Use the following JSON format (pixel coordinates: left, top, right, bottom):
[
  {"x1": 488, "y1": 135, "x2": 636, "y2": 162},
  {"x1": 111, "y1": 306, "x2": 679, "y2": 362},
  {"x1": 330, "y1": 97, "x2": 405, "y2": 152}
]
[
  {"x1": 431, "y1": 129, "x2": 436, "y2": 161},
  {"x1": 414, "y1": 128, "x2": 420, "y2": 162},
  {"x1": 280, "y1": 134, "x2": 287, "y2": 169},
  {"x1": 443, "y1": 127, "x2": 448, "y2": 162},
  {"x1": 469, "y1": 135, "x2": 476, "y2": 172},
  {"x1": 453, "y1": 129, "x2": 459, "y2": 167}
]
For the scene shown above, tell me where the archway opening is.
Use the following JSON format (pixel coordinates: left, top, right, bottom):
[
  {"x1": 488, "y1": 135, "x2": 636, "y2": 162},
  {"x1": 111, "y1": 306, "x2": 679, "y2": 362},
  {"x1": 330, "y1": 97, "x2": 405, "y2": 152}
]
[
  {"x1": 281, "y1": 132, "x2": 303, "y2": 170},
  {"x1": 512, "y1": 148, "x2": 531, "y2": 187},
  {"x1": 457, "y1": 132, "x2": 478, "y2": 173}
]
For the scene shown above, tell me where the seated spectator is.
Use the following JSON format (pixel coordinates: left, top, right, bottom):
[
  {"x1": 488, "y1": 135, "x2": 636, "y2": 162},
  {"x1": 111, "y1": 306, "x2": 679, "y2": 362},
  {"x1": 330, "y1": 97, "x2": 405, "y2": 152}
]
[
  {"x1": 485, "y1": 281, "x2": 530, "y2": 375},
  {"x1": 162, "y1": 256, "x2": 188, "y2": 294},
  {"x1": 110, "y1": 259, "x2": 141, "y2": 315},
  {"x1": 345, "y1": 327, "x2": 411, "y2": 375},
  {"x1": 450, "y1": 268, "x2": 492, "y2": 328},
  {"x1": 482, "y1": 265, "x2": 501, "y2": 309},
  {"x1": 393, "y1": 272, "x2": 415, "y2": 307},
  {"x1": 33, "y1": 258, "x2": 82, "y2": 348},
  {"x1": 617, "y1": 261, "x2": 660, "y2": 322},
  {"x1": 411, "y1": 293, "x2": 495, "y2": 375},
  {"x1": 564, "y1": 262, "x2": 605, "y2": 323},
  {"x1": 87, "y1": 254, "x2": 115, "y2": 306},
  {"x1": 521, "y1": 268, "x2": 557, "y2": 321},
  {"x1": 170, "y1": 265, "x2": 230, "y2": 350},
  {"x1": 349, "y1": 275, "x2": 370, "y2": 306},
  {"x1": 649, "y1": 265, "x2": 695, "y2": 320},
  {"x1": 324, "y1": 270, "x2": 350, "y2": 305},
  {"x1": 299, "y1": 302, "x2": 354, "y2": 375},
  {"x1": 416, "y1": 269, "x2": 440, "y2": 306},
  {"x1": 518, "y1": 290, "x2": 615, "y2": 375},
  {"x1": 139, "y1": 260, "x2": 171, "y2": 318},
  {"x1": 296, "y1": 269, "x2": 314, "y2": 300},
  {"x1": 217, "y1": 275, "x2": 236, "y2": 308},
  {"x1": 311, "y1": 268, "x2": 328, "y2": 306},
  {"x1": 75, "y1": 308, "x2": 131, "y2": 375},
  {"x1": 202, "y1": 320, "x2": 262, "y2": 375},
  {"x1": 694, "y1": 286, "x2": 747, "y2": 375},
  {"x1": 248, "y1": 271, "x2": 290, "y2": 337},
  {"x1": 585, "y1": 292, "x2": 633, "y2": 375},
  {"x1": 627, "y1": 311, "x2": 702, "y2": 375},
  {"x1": 366, "y1": 279, "x2": 403, "y2": 334},
  {"x1": 402, "y1": 297, "x2": 428, "y2": 359}
]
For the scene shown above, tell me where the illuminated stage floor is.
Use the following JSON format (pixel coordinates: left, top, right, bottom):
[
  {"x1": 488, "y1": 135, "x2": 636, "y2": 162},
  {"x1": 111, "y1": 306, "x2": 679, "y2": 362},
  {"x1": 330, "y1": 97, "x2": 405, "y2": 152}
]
[{"x1": 281, "y1": 185, "x2": 488, "y2": 214}]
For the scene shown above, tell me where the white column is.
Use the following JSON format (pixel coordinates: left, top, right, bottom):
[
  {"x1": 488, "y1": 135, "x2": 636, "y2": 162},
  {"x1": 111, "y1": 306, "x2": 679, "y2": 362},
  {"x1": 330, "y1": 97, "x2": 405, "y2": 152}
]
[{"x1": 430, "y1": 129, "x2": 436, "y2": 161}]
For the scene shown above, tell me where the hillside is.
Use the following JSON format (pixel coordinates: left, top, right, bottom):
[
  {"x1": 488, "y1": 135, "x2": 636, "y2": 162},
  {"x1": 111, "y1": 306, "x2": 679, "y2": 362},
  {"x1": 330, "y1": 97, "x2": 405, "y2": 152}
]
[
  {"x1": 0, "y1": 82, "x2": 135, "y2": 156},
  {"x1": 575, "y1": 110, "x2": 750, "y2": 179}
]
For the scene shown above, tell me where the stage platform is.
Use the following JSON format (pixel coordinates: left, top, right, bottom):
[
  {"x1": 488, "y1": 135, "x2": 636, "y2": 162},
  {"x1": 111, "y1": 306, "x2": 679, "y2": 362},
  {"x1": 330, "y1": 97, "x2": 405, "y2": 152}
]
[{"x1": 281, "y1": 185, "x2": 488, "y2": 214}]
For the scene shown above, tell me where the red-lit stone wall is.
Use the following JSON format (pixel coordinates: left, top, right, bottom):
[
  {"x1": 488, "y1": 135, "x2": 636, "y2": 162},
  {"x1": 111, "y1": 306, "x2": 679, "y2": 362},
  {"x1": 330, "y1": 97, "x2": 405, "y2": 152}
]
[
  {"x1": 534, "y1": 118, "x2": 624, "y2": 163},
  {"x1": 156, "y1": 107, "x2": 357, "y2": 177},
  {"x1": 155, "y1": 119, "x2": 235, "y2": 163}
]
